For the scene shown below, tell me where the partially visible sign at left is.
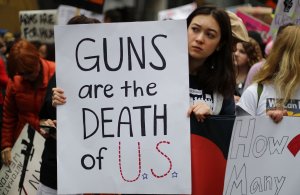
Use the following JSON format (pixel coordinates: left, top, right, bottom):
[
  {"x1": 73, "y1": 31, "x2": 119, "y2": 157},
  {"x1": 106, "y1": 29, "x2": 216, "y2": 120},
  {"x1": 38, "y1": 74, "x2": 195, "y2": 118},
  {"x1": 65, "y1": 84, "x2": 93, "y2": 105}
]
[{"x1": 19, "y1": 10, "x2": 57, "y2": 43}]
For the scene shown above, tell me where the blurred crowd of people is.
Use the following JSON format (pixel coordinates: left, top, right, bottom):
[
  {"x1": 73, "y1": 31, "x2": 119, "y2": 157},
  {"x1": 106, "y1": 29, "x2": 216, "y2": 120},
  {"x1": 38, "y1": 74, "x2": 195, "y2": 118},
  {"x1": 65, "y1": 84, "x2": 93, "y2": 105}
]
[{"x1": 0, "y1": 2, "x2": 299, "y2": 195}]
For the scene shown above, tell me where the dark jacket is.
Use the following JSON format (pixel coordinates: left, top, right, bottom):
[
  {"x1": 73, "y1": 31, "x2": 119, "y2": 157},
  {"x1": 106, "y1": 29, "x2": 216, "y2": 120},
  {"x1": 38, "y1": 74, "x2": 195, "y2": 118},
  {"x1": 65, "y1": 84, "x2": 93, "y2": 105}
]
[{"x1": 39, "y1": 73, "x2": 57, "y2": 189}]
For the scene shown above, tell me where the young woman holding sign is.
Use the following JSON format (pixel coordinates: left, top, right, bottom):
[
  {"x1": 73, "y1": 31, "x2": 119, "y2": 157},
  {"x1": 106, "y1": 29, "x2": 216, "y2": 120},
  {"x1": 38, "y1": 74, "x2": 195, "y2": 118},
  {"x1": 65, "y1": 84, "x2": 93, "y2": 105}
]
[
  {"x1": 186, "y1": 6, "x2": 236, "y2": 119},
  {"x1": 52, "y1": 7, "x2": 237, "y2": 115},
  {"x1": 186, "y1": 6, "x2": 239, "y2": 195},
  {"x1": 51, "y1": 6, "x2": 236, "y2": 195}
]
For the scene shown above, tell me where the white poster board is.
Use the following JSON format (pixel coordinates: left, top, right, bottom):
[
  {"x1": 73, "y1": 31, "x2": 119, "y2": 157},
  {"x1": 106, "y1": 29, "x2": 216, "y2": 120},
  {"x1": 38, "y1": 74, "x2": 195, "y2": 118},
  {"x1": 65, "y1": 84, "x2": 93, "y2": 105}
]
[
  {"x1": 0, "y1": 124, "x2": 44, "y2": 194},
  {"x1": 55, "y1": 20, "x2": 191, "y2": 194},
  {"x1": 224, "y1": 116, "x2": 300, "y2": 195},
  {"x1": 57, "y1": 5, "x2": 103, "y2": 25},
  {"x1": 269, "y1": 0, "x2": 300, "y2": 39},
  {"x1": 158, "y1": 3, "x2": 196, "y2": 20},
  {"x1": 19, "y1": 10, "x2": 57, "y2": 43}
]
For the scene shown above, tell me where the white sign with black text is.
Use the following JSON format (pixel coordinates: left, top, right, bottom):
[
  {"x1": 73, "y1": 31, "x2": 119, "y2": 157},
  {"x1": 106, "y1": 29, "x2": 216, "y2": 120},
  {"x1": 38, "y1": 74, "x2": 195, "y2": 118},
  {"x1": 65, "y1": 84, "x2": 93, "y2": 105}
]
[
  {"x1": 55, "y1": 20, "x2": 191, "y2": 194},
  {"x1": 19, "y1": 9, "x2": 57, "y2": 43},
  {"x1": 0, "y1": 124, "x2": 44, "y2": 195}
]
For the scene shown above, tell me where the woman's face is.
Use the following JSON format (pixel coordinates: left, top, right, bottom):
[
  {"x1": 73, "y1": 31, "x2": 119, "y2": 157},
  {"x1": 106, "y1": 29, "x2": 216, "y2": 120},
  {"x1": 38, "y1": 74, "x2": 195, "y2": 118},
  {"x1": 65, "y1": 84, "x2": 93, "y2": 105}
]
[
  {"x1": 234, "y1": 42, "x2": 249, "y2": 67},
  {"x1": 188, "y1": 14, "x2": 221, "y2": 62}
]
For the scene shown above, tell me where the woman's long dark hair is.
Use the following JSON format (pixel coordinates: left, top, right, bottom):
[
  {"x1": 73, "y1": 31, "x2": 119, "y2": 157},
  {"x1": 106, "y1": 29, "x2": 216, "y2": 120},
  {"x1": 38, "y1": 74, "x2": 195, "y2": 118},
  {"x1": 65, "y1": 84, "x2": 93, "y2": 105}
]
[{"x1": 187, "y1": 6, "x2": 236, "y2": 98}]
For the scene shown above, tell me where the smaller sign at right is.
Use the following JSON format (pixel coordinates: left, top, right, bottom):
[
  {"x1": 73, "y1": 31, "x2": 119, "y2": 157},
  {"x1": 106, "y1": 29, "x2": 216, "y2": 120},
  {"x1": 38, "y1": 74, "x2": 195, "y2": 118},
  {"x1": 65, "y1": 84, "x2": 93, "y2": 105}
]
[{"x1": 223, "y1": 116, "x2": 300, "y2": 195}]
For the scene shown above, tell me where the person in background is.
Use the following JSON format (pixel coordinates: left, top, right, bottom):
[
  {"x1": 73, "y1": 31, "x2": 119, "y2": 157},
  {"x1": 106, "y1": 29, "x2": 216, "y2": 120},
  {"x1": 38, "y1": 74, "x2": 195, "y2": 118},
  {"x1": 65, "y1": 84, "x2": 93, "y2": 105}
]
[
  {"x1": 103, "y1": 7, "x2": 135, "y2": 23},
  {"x1": 243, "y1": 23, "x2": 294, "y2": 90},
  {"x1": 0, "y1": 56, "x2": 8, "y2": 168},
  {"x1": 37, "y1": 15, "x2": 100, "y2": 195},
  {"x1": 237, "y1": 25, "x2": 300, "y2": 123},
  {"x1": 1, "y1": 39, "x2": 55, "y2": 166},
  {"x1": 248, "y1": 30, "x2": 265, "y2": 57},
  {"x1": 243, "y1": 41, "x2": 270, "y2": 90},
  {"x1": 3, "y1": 32, "x2": 16, "y2": 59},
  {"x1": 234, "y1": 37, "x2": 263, "y2": 103},
  {"x1": 31, "y1": 41, "x2": 56, "y2": 62},
  {"x1": 103, "y1": 8, "x2": 123, "y2": 23},
  {"x1": 38, "y1": 43, "x2": 56, "y2": 62},
  {"x1": 0, "y1": 37, "x2": 7, "y2": 64},
  {"x1": 186, "y1": 6, "x2": 236, "y2": 122}
]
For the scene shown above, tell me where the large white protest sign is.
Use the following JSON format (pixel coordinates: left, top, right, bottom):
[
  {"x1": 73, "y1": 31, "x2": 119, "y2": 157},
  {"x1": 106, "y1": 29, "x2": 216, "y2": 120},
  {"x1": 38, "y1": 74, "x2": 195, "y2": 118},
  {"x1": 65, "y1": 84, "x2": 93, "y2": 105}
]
[
  {"x1": 223, "y1": 116, "x2": 300, "y2": 195},
  {"x1": 269, "y1": 0, "x2": 300, "y2": 39},
  {"x1": 0, "y1": 124, "x2": 44, "y2": 195},
  {"x1": 55, "y1": 20, "x2": 191, "y2": 194},
  {"x1": 19, "y1": 10, "x2": 57, "y2": 43}
]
